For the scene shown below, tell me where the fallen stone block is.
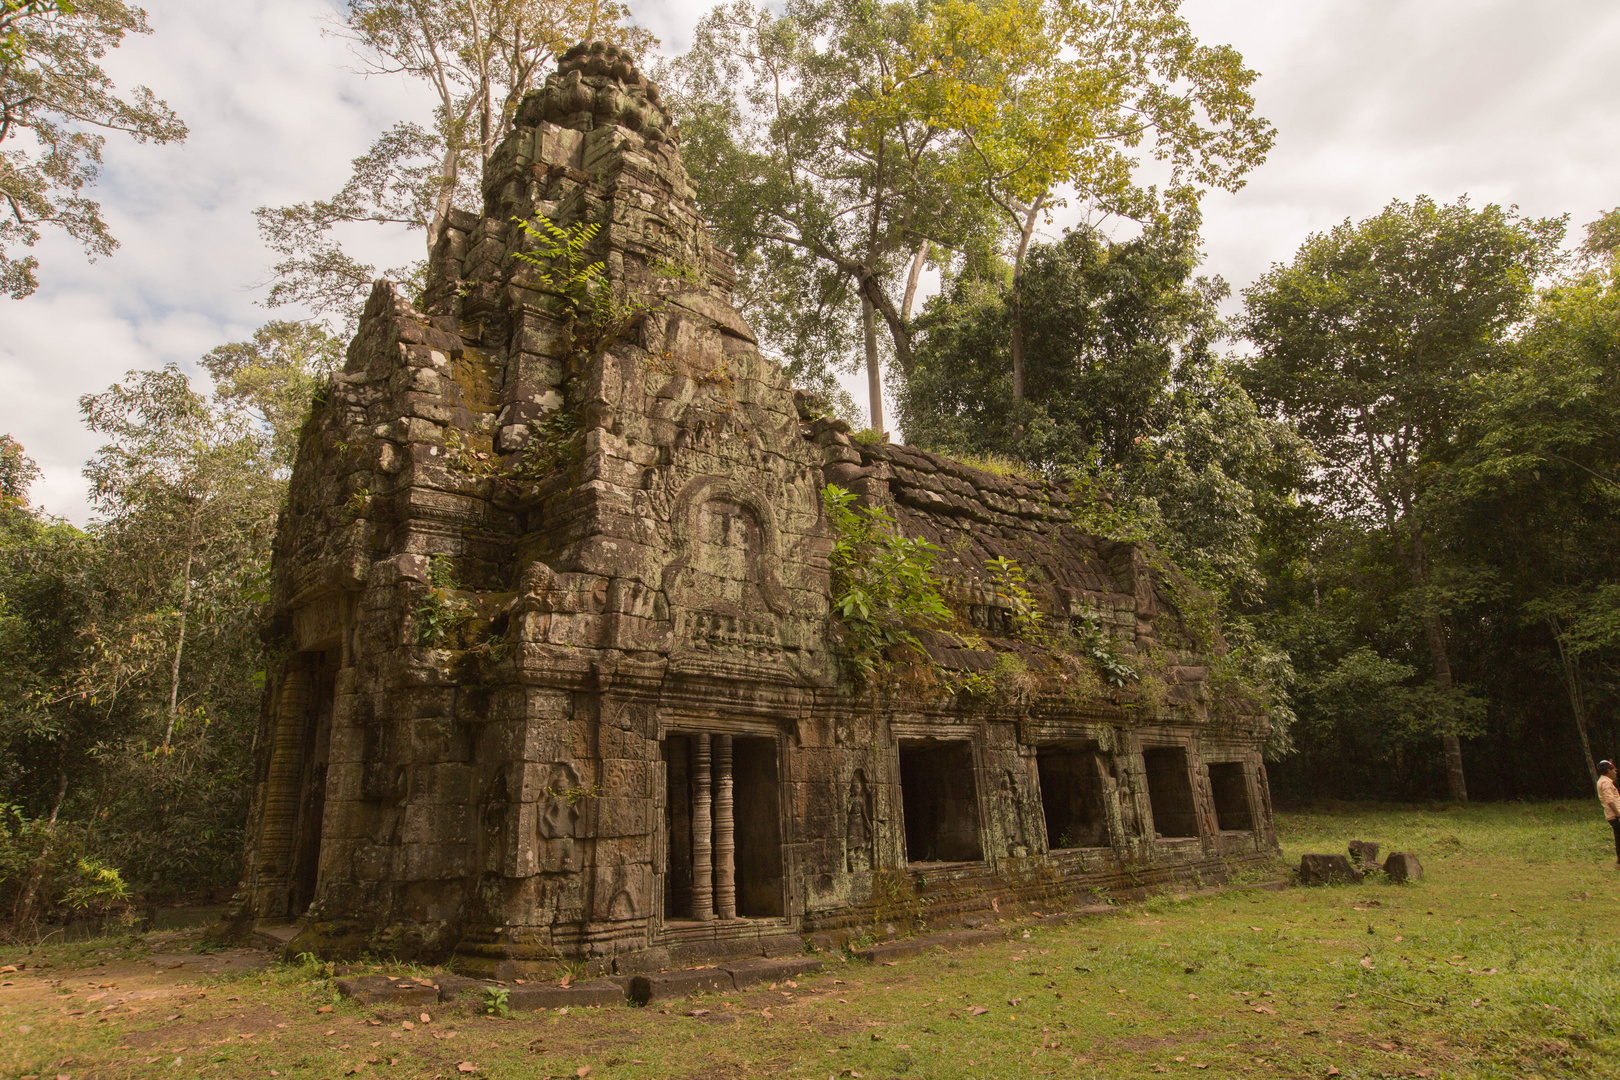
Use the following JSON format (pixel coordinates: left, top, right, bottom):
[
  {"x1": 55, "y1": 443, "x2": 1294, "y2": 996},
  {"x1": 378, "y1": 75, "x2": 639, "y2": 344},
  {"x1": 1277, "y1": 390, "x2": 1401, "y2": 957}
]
[
  {"x1": 504, "y1": 978, "x2": 626, "y2": 1010},
  {"x1": 334, "y1": 974, "x2": 440, "y2": 1006},
  {"x1": 1348, "y1": 840, "x2": 1381, "y2": 867},
  {"x1": 1382, "y1": 852, "x2": 1424, "y2": 884},
  {"x1": 725, "y1": 955, "x2": 822, "y2": 989},
  {"x1": 1299, "y1": 854, "x2": 1363, "y2": 885},
  {"x1": 433, "y1": 974, "x2": 500, "y2": 1003},
  {"x1": 621, "y1": 967, "x2": 735, "y2": 1005}
]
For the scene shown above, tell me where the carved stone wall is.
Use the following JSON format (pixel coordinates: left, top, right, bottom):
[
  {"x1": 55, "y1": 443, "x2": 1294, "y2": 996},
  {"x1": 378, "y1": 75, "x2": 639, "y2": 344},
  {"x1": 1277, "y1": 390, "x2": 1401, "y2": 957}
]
[{"x1": 226, "y1": 41, "x2": 1278, "y2": 973}]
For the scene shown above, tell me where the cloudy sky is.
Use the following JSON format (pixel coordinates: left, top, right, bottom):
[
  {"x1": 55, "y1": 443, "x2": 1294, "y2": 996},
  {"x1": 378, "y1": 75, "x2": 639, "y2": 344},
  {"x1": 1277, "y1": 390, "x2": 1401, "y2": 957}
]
[{"x1": 2, "y1": 0, "x2": 1617, "y2": 522}]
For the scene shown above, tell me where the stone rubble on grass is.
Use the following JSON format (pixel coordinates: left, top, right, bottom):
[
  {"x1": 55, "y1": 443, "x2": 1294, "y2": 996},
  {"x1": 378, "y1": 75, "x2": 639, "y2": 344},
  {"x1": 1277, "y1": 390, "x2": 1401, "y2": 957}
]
[
  {"x1": 1381, "y1": 852, "x2": 1423, "y2": 884},
  {"x1": 1347, "y1": 840, "x2": 1380, "y2": 868},
  {"x1": 1299, "y1": 854, "x2": 1363, "y2": 885}
]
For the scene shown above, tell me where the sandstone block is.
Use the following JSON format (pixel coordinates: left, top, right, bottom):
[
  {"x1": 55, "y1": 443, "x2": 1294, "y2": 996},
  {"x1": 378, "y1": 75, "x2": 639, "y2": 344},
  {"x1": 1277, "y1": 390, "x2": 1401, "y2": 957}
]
[
  {"x1": 1299, "y1": 854, "x2": 1362, "y2": 886},
  {"x1": 505, "y1": 978, "x2": 625, "y2": 1010},
  {"x1": 1382, "y1": 852, "x2": 1424, "y2": 884},
  {"x1": 622, "y1": 967, "x2": 733, "y2": 1004},
  {"x1": 1348, "y1": 840, "x2": 1380, "y2": 867},
  {"x1": 726, "y1": 955, "x2": 823, "y2": 989},
  {"x1": 335, "y1": 974, "x2": 439, "y2": 1006}
]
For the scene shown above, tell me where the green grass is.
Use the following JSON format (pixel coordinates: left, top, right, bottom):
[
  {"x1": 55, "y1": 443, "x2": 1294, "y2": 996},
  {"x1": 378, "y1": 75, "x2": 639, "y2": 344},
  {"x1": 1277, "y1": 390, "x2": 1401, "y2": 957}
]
[{"x1": 4, "y1": 802, "x2": 1619, "y2": 1079}]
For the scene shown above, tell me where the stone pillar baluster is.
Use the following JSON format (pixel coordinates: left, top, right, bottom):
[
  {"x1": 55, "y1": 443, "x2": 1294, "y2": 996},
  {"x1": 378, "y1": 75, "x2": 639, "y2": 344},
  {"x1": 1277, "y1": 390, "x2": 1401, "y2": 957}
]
[
  {"x1": 715, "y1": 734, "x2": 736, "y2": 919},
  {"x1": 692, "y1": 734, "x2": 714, "y2": 921}
]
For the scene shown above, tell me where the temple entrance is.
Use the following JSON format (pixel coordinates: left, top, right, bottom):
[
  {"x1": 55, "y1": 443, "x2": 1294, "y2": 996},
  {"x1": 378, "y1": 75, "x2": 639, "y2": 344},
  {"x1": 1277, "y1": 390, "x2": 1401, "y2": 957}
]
[
  {"x1": 253, "y1": 649, "x2": 337, "y2": 920},
  {"x1": 1207, "y1": 762, "x2": 1254, "y2": 832},
  {"x1": 1036, "y1": 743, "x2": 1108, "y2": 849},
  {"x1": 1143, "y1": 746, "x2": 1200, "y2": 838},
  {"x1": 899, "y1": 739, "x2": 983, "y2": 864},
  {"x1": 288, "y1": 651, "x2": 337, "y2": 915},
  {"x1": 662, "y1": 733, "x2": 783, "y2": 921}
]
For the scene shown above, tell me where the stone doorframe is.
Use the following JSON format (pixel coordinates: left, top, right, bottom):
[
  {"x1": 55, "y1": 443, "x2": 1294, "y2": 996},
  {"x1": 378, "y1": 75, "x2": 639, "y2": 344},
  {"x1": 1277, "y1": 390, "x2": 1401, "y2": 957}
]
[{"x1": 652, "y1": 713, "x2": 794, "y2": 937}]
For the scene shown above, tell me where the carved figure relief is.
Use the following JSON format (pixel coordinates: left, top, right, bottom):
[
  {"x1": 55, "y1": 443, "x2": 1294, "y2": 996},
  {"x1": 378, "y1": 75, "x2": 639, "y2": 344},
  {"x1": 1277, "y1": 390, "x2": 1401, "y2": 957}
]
[
  {"x1": 846, "y1": 769, "x2": 874, "y2": 872},
  {"x1": 479, "y1": 766, "x2": 511, "y2": 874},
  {"x1": 1001, "y1": 769, "x2": 1030, "y2": 856},
  {"x1": 536, "y1": 763, "x2": 583, "y2": 874}
]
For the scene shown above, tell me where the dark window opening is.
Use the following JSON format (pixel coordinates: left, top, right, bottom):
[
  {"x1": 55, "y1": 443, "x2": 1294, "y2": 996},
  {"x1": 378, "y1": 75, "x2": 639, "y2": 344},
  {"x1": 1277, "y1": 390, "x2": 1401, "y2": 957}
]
[
  {"x1": 662, "y1": 733, "x2": 783, "y2": 920},
  {"x1": 1207, "y1": 762, "x2": 1254, "y2": 832},
  {"x1": 289, "y1": 650, "x2": 337, "y2": 915},
  {"x1": 900, "y1": 740, "x2": 983, "y2": 863},
  {"x1": 1142, "y1": 746, "x2": 1199, "y2": 839},
  {"x1": 733, "y1": 738, "x2": 783, "y2": 916},
  {"x1": 1036, "y1": 743, "x2": 1108, "y2": 849}
]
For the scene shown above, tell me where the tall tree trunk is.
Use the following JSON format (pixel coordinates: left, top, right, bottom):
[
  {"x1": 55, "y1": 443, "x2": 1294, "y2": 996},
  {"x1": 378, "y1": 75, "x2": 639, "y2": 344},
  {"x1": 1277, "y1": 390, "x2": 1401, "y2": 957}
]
[
  {"x1": 862, "y1": 296, "x2": 883, "y2": 434},
  {"x1": 1009, "y1": 195, "x2": 1045, "y2": 405},
  {"x1": 428, "y1": 142, "x2": 459, "y2": 255},
  {"x1": 1397, "y1": 528, "x2": 1468, "y2": 802},
  {"x1": 1549, "y1": 616, "x2": 1600, "y2": 788},
  {"x1": 901, "y1": 241, "x2": 927, "y2": 322},
  {"x1": 164, "y1": 503, "x2": 201, "y2": 749}
]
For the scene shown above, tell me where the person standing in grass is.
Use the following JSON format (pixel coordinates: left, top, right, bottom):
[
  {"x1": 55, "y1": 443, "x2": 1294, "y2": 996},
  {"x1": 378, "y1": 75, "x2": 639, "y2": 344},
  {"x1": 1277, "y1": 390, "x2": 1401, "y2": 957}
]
[{"x1": 1598, "y1": 761, "x2": 1620, "y2": 867}]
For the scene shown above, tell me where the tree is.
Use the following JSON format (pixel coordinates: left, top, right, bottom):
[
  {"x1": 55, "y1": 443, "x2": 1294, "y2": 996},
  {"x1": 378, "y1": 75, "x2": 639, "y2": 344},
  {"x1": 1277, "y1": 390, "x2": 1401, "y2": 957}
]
[
  {"x1": 0, "y1": 0, "x2": 186, "y2": 298},
  {"x1": 1241, "y1": 196, "x2": 1565, "y2": 802},
  {"x1": 666, "y1": 0, "x2": 1002, "y2": 431},
  {"x1": 80, "y1": 367, "x2": 286, "y2": 750},
  {"x1": 200, "y1": 320, "x2": 344, "y2": 470},
  {"x1": 902, "y1": 220, "x2": 1217, "y2": 470},
  {"x1": 669, "y1": 0, "x2": 1271, "y2": 430},
  {"x1": 257, "y1": 0, "x2": 653, "y2": 328},
  {"x1": 901, "y1": 222, "x2": 1307, "y2": 605},
  {"x1": 898, "y1": 0, "x2": 1273, "y2": 403},
  {"x1": 0, "y1": 432, "x2": 39, "y2": 505},
  {"x1": 1445, "y1": 225, "x2": 1620, "y2": 790}
]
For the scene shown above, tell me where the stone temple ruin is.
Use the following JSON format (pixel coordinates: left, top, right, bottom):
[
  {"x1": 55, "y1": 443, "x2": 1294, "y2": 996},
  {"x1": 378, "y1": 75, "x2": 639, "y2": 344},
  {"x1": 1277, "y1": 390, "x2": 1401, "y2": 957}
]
[{"x1": 225, "y1": 42, "x2": 1279, "y2": 974}]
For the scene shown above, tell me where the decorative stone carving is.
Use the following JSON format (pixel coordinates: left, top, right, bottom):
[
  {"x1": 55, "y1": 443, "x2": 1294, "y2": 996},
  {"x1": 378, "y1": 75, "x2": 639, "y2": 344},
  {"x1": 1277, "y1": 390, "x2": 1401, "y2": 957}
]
[{"x1": 846, "y1": 770, "x2": 873, "y2": 872}]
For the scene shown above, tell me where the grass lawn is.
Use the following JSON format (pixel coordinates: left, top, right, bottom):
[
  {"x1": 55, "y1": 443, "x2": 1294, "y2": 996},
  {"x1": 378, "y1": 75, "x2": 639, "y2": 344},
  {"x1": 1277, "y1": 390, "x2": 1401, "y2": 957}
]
[{"x1": 4, "y1": 801, "x2": 1619, "y2": 1080}]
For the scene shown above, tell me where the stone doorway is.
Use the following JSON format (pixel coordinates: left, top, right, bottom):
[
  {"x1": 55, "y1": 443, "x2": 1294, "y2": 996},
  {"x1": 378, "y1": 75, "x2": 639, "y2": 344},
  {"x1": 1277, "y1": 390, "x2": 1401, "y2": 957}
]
[
  {"x1": 252, "y1": 649, "x2": 337, "y2": 920},
  {"x1": 1036, "y1": 743, "x2": 1108, "y2": 850},
  {"x1": 662, "y1": 733, "x2": 783, "y2": 921},
  {"x1": 288, "y1": 652, "x2": 337, "y2": 916},
  {"x1": 1207, "y1": 762, "x2": 1254, "y2": 832},
  {"x1": 899, "y1": 739, "x2": 983, "y2": 864},
  {"x1": 1143, "y1": 746, "x2": 1200, "y2": 839}
]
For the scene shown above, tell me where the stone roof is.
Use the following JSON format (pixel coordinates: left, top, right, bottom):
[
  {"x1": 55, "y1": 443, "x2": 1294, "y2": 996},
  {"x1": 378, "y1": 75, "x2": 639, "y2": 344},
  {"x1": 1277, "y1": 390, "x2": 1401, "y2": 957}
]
[{"x1": 802, "y1": 414, "x2": 1247, "y2": 721}]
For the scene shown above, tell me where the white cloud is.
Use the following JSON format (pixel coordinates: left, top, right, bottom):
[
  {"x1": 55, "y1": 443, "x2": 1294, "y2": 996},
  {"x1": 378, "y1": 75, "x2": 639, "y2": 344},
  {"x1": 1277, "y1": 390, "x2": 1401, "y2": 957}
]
[{"x1": 3, "y1": 0, "x2": 1618, "y2": 518}]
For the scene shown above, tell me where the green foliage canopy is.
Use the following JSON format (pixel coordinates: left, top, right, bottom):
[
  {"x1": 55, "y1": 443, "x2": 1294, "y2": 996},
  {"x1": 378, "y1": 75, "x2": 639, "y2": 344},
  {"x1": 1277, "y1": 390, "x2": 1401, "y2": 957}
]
[{"x1": 0, "y1": 0, "x2": 186, "y2": 298}]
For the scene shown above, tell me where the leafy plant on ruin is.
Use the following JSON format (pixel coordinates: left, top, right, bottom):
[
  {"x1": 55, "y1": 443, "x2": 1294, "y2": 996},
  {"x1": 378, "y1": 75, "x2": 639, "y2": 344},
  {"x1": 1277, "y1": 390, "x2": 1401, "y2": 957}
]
[
  {"x1": 442, "y1": 427, "x2": 498, "y2": 477},
  {"x1": 936, "y1": 651, "x2": 1037, "y2": 706},
  {"x1": 508, "y1": 407, "x2": 582, "y2": 481},
  {"x1": 823, "y1": 484, "x2": 952, "y2": 685},
  {"x1": 415, "y1": 554, "x2": 475, "y2": 647},
  {"x1": 342, "y1": 487, "x2": 372, "y2": 518},
  {"x1": 1068, "y1": 604, "x2": 1137, "y2": 688},
  {"x1": 986, "y1": 556, "x2": 1045, "y2": 638},
  {"x1": 650, "y1": 252, "x2": 705, "y2": 287},
  {"x1": 511, "y1": 215, "x2": 610, "y2": 317}
]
